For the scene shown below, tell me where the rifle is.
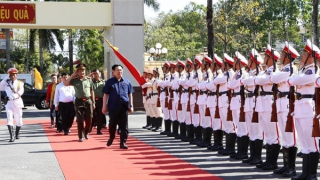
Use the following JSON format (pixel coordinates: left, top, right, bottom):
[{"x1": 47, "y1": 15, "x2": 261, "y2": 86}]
[
  {"x1": 215, "y1": 84, "x2": 220, "y2": 118},
  {"x1": 226, "y1": 89, "x2": 233, "y2": 121},
  {"x1": 156, "y1": 86, "x2": 161, "y2": 107},
  {"x1": 177, "y1": 85, "x2": 183, "y2": 110},
  {"x1": 312, "y1": 47, "x2": 320, "y2": 137},
  {"x1": 271, "y1": 49, "x2": 278, "y2": 122},
  {"x1": 251, "y1": 85, "x2": 259, "y2": 123},
  {"x1": 239, "y1": 85, "x2": 246, "y2": 122},
  {"x1": 164, "y1": 87, "x2": 169, "y2": 108},
  {"x1": 186, "y1": 72, "x2": 191, "y2": 112},
  {"x1": 193, "y1": 71, "x2": 199, "y2": 114},
  {"x1": 285, "y1": 54, "x2": 295, "y2": 132}
]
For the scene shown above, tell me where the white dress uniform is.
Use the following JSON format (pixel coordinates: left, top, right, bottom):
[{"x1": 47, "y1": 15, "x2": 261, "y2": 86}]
[
  {"x1": 241, "y1": 68, "x2": 263, "y2": 141},
  {"x1": 176, "y1": 71, "x2": 186, "y2": 123},
  {"x1": 0, "y1": 75, "x2": 24, "y2": 126},
  {"x1": 288, "y1": 63, "x2": 318, "y2": 154},
  {"x1": 168, "y1": 71, "x2": 179, "y2": 121},
  {"x1": 213, "y1": 67, "x2": 235, "y2": 134},
  {"x1": 198, "y1": 69, "x2": 212, "y2": 128},
  {"x1": 180, "y1": 71, "x2": 194, "y2": 125},
  {"x1": 206, "y1": 70, "x2": 222, "y2": 130},
  {"x1": 227, "y1": 69, "x2": 248, "y2": 137},
  {"x1": 270, "y1": 63, "x2": 297, "y2": 148},
  {"x1": 255, "y1": 66, "x2": 280, "y2": 145},
  {"x1": 158, "y1": 72, "x2": 171, "y2": 121},
  {"x1": 141, "y1": 76, "x2": 155, "y2": 118},
  {"x1": 187, "y1": 68, "x2": 202, "y2": 127},
  {"x1": 151, "y1": 77, "x2": 162, "y2": 118}
]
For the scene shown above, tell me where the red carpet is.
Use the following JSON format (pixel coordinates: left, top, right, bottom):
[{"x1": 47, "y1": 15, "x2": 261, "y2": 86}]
[{"x1": 40, "y1": 122, "x2": 222, "y2": 180}]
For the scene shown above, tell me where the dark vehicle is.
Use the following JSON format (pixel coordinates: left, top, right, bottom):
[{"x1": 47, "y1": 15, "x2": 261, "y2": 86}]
[{"x1": 1, "y1": 82, "x2": 48, "y2": 110}]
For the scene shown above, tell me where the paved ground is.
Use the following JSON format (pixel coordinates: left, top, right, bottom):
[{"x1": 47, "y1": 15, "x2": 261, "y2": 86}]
[{"x1": 0, "y1": 106, "x2": 305, "y2": 180}]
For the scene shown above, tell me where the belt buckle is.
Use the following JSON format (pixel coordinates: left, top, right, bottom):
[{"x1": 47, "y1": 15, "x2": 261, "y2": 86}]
[
  {"x1": 95, "y1": 98, "x2": 99, "y2": 100},
  {"x1": 82, "y1": 98, "x2": 87, "y2": 101}
]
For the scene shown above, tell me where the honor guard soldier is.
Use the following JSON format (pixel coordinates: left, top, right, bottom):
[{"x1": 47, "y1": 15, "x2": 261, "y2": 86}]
[
  {"x1": 207, "y1": 54, "x2": 224, "y2": 151},
  {"x1": 289, "y1": 40, "x2": 319, "y2": 180},
  {"x1": 180, "y1": 58, "x2": 195, "y2": 142},
  {"x1": 271, "y1": 42, "x2": 298, "y2": 177},
  {"x1": 158, "y1": 61, "x2": 171, "y2": 135},
  {"x1": 187, "y1": 57, "x2": 203, "y2": 145},
  {"x1": 197, "y1": 55, "x2": 213, "y2": 147},
  {"x1": 174, "y1": 60, "x2": 187, "y2": 139},
  {"x1": 141, "y1": 69, "x2": 156, "y2": 130},
  {"x1": 254, "y1": 45, "x2": 281, "y2": 170},
  {"x1": 167, "y1": 62, "x2": 179, "y2": 137},
  {"x1": 65, "y1": 63, "x2": 95, "y2": 142},
  {"x1": 227, "y1": 51, "x2": 250, "y2": 159},
  {"x1": 91, "y1": 69, "x2": 106, "y2": 135},
  {"x1": 0, "y1": 68, "x2": 24, "y2": 142},
  {"x1": 151, "y1": 67, "x2": 163, "y2": 132},
  {"x1": 213, "y1": 53, "x2": 236, "y2": 155},
  {"x1": 240, "y1": 49, "x2": 264, "y2": 165},
  {"x1": 142, "y1": 68, "x2": 152, "y2": 129}
]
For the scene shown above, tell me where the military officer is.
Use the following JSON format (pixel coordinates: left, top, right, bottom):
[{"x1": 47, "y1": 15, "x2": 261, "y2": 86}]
[
  {"x1": 240, "y1": 49, "x2": 264, "y2": 165},
  {"x1": 289, "y1": 40, "x2": 319, "y2": 180},
  {"x1": 213, "y1": 53, "x2": 236, "y2": 155},
  {"x1": 65, "y1": 63, "x2": 95, "y2": 142},
  {"x1": 254, "y1": 45, "x2": 281, "y2": 170},
  {"x1": 180, "y1": 58, "x2": 195, "y2": 142},
  {"x1": 271, "y1": 42, "x2": 298, "y2": 177},
  {"x1": 206, "y1": 54, "x2": 224, "y2": 151},
  {"x1": 91, "y1": 69, "x2": 106, "y2": 135},
  {"x1": 227, "y1": 51, "x2": 249, "y2": 159},
  {"x1": 0, "y1": 68, "x2": 24, "y2": 142},
  {"x1": 197, "y1": 55, "x2": 213, "y2": 147},
  {"x1": 151, "y1": 67, "x2": 163, "y2": 132},
  {"x1": 142, "y1": 68, "x2": 151, "y2": 129},
  {"x1": 187, "y1": 57, "x2": 203, "y2": 144},
  {"x1": 158, "y1": 61, "x2": 171, "y2": 135},
  {"x1": 173, "y1": 60, "x2": 187, "y2": 138},
  {"x1": 141, "y1": 69, "x2": 156, "y2": 130},
  {"x1": 167, "y1": 62, "x2": 179, "y2": 137}
]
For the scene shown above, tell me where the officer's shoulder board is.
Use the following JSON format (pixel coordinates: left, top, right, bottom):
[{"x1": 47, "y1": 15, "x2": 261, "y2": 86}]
[{"x1": 282, "y1": 67, "x2": 290, "y2": 72}]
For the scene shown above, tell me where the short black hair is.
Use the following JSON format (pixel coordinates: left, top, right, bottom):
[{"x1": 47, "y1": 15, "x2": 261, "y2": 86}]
[
  {"x1": 57, "y1": 74, "x2": 62, "y2": 78},
  {"x1": 112, "y1": 64, "x2": 123, "y2": 70},
  {"x1": 61, "y1": 72, "x2": 67, "y2": 76},
  {"x1": 51, "y1": 73, "x2": 57, "y2": 77},
  {"x1": 91, "y1": 69, "x2": 99, "y2": 73}
]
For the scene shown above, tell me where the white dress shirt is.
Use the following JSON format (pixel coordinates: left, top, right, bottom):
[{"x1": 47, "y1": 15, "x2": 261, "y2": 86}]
[{"x1": 54, "y1": 82, "x2": 75, "y2": 107}]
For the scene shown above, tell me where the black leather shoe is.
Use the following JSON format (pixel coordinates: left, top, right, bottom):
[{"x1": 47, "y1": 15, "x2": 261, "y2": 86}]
[
  {"x1": 107, "y1": 139, "x2": 114, "y2": 146},
  {"x1": 79, "y1": 138, "x2": 83, "y2": 142},
  {"x1": 85, "y1": 134, "x2": 89, "y2": 139},
  {"x1": 120, "y1": 143, "x2": 128, "y2": 149},
  {"x1": 97, "y1": 131, "x2": 103, "y2": 135},
  {"x1": 64, "y1": 132, "x2": 68, "y2": 135}
]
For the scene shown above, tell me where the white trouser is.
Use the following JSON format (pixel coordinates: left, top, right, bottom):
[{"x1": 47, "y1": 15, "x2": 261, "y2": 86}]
[
  {"x1": 160, "y1": 100, "x2": 170, "y2": 120},
  {"x1": 169, "y1": 102, "x2": 178, "y2": 121},
  {"x1": 6, "y1": 101, "x2": 23, "y2": 126},
  {"x1": 295, "y1": 117, "x2": 319, "y2": 154},
  {"x1": 259, "y1": 111, "x2": 280, "y2": 145},
  {"x1": 192, "y1": 104, "x2": 200, "y2": 127},
  {"x1": 277, "y1": 111, "x2": 296, "y2": 148},
  {"x1": 150, "y1": 104, "x2": 162, "y2": 118},
  {"x1": 209, "y1": 107, "x2": 222, "y2": 130},
  {"x1": 199, "y1": 104, "x2": 206, "y2": 127},
  {"x1": 245, "y1": 111, "x2": 263, "y2": 141},
  {"x1": 147, "y1": 103, "x2": 155, "y2": 117},
  {"x1": 185, "y1": 104, "x2": 194, "y2": 125},
  {"x1": 178, "y1": 103, "x2": 187, "y2": 123},
  {"x1": 219, "y1": 107, "x2": 235, "y2": 133},
  {"x1": 144, "y1": 103, "x2": 150, "y2": 116},
  {"x1": 232, "y1": 109, "x2": 248, "y2": 137}
]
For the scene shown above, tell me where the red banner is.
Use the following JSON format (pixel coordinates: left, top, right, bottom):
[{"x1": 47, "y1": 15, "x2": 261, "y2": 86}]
[{"x1": 0, "y1": 3, "x2": 36, "y2": 24}]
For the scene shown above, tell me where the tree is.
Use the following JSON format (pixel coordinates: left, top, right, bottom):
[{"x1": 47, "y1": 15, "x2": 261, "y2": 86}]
[
  {"x1": 313, "y1": 0, "x2": 319, "y2": 46},
  {"x1": 144, "y1": 0, "x2": 159, "y2": 11},
  {"x1": 29, "y1": 29, "x2": 64, "y2": 76}
]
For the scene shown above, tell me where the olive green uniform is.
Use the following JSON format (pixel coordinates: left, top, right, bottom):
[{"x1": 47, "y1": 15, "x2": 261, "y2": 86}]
[
  {"x1": 91, "y1": 79, "x2": 106, "y2": 134},
  {"x1": 70, "y1": 77, "x2": 94, "y2": 139}
]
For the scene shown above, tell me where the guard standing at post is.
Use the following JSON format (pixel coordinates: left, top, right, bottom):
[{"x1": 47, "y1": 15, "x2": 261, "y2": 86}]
[
  {"x1": 91, "y1": 69, "x2": 105, "y2": 135},
  {"x1": 142, "y1": 68, "x2": 151, "y2": 129},
  {"x1": 254, "y1": 45, "x2": 281, "y2": 170},
  {"x1": 227, "y1": 52, "x2": 249, "y2": 159},
  {"x1": 167, "y1": 61, "x2": 179, "y2": 137},
  {"x1": 270, "y1": 42, "x2": 298, "y2": 177},
  {"x1": 0, "y1": 68, "x2": 24, "y2": 142},
  {"x1": 290, "y1": 40, "x2": 319, "y2": 180},
  {"x1": 65, "y1": 63, "x2": 95, "y2": 142}
]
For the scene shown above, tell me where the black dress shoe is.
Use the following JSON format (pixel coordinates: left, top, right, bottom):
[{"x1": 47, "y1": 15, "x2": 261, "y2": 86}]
[
  {"x1": 120, "y1": 143, "x2": 128, "y2": 149},
  {"x1": 64, "y1": 132, "x2": 68, "y2": 135},
  {"x1": 107, "y1": 139, "x2": 114, "y2": 146},
  {"x1": 97, "y1": 131, "x2": 103, "y2": 135},
  {"x1": 79, "y1": 138, "x2": 83, "y2": 142},
  {"x1": 85, "y1": 134, "x2": 89, "y2": 139}
]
